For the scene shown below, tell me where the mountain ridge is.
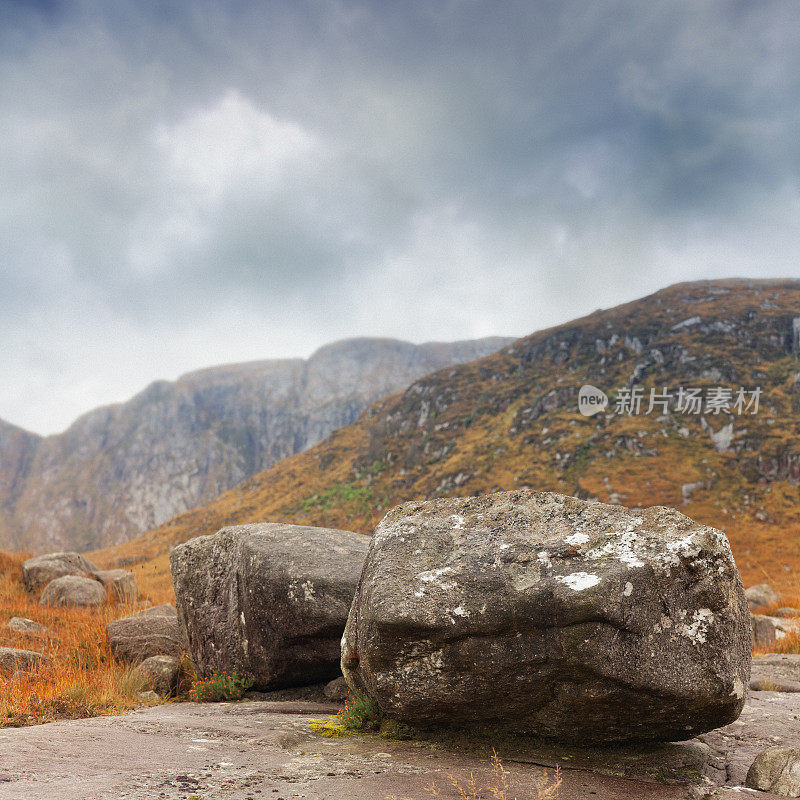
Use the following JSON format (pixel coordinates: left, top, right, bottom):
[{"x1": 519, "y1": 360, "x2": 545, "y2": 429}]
[{"x1": 1, "y1": 335, "x2": 513, "y2": 553}]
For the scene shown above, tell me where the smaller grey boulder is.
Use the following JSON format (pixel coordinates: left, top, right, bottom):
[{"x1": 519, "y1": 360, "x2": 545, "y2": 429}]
[
  {"x1": 90, "y1": 570, "x2": 139, "y2": 604},
  {"x1": 138, "y1": 690, "x2": 160, "y2": 703},
  {"x1": 7, "y1": 617, "x2": 49, "y2": 639},
  {"x1": 131, "y1": 655, "x2": 179, "y2": 696},
  {"x1": 23, "y1": 552, "x2": 98, "y2": 594},
  {"x1": 40, "y1": 575, "x2": 107, "y2": 608},
  {"x1": 746, "y1": 583, "x2": 781, "y2": 610},
  {"x1": 106, "y1": 611, "x2": 182, "y2": 664},
  {"x1": 774, "y1": 607, "x2": 800, "y2": 618},
  {"x1": 0, "y1": 647, "x2": 51, "y2": 676},
  {"x1": 323, "y1": 676, "x2": 349, "y2": 703},
  {"x1": 746, "y1": 746, "x2": 800, "y2": 795}
]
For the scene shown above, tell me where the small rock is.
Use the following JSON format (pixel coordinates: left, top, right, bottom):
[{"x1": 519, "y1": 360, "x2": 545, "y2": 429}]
[
  {"x1": 90, "y1": 570, "x2": 139, "y2": 604},
  {"x1": 131, "y1": 655, "x2": 179, "y2": 696},
  {"x1": 106, "y1": 611, "x2": 182, "y2": 664},
  {"x1": 138, "y1": 690, "x2": 160, "y2": 703},
  {"x1": 0, "y1": 647, "x2": 51, "y2": 676},
  {"x1": 22, "y1": 552, "x2": 99, "y2": 594},
  {"x1": 40, "y1": 575, "x2": 107, "y2": 608},
  {"x1": 746, "y1": 583, "x2": 781, "y2": 610},
  {"x1": 7, "y1": 617, "x2": 49, "y2": 639},
  {"x1": 774, "y1": 607, "x2": 800, "y2": 618},
  {"x1": 746, "y1": 746, "x2": 800, "y2": 795},
  {"x1": 323, "y1": 676, "x2": 349, "y2": 702},
  {"x1": 751, "y1": 614, "x2": 800, "y2": 650}
]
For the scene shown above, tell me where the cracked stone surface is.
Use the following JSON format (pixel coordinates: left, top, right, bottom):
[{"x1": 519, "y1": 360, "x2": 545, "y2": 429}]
[{"x1": 0, "y1": 673, "x2": 796, "y2": 800}]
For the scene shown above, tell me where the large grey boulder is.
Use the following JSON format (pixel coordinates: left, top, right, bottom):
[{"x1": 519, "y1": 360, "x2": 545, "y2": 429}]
[
  {"x1": 90, "y1": 569, "x2": 138, "y2": 604},
  {"x1": 106, "y1": 611, "x2": 183, "y2": 664},
  {"x1": 170, "y1": 522, "x2": 369, "y2": 690},
  {"x1": 0, "y1": 647, "x2": 50, "y2": 676},
  {"x1": 39, "y1": 575, "x2": 107, "y2": 608},
  {"x1": 342, "y1": 490, "x2": 751, "y2": 744},
  {"x1": 746, "y1": 746, "x2": 800, "y2": 795},
  {"x1": 22, "y1": 551, "x2": 98, "y2": 594}
]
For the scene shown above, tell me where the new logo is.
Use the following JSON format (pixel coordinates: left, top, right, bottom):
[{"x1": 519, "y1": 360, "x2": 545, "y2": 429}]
[{"x1": 578, "y1": 384, "x2": 608, "y2": 417}]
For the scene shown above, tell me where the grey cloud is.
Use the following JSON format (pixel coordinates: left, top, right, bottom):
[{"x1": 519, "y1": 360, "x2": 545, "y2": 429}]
[{"x1": 1, "y1": 0, "x2": 800, "y2": 432}]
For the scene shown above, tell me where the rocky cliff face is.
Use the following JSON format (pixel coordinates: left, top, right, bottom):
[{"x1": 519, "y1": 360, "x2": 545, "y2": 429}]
[{"x1": 0, "y1": 337, "x2": 511, "y2": 553}]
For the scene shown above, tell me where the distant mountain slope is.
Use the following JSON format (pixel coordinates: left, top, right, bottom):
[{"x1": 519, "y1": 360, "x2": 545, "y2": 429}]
[
  {"x1": 100, "y1": 279, "x2": 800, "y2": 598},
  {"x1": 0, "y1": 336, "x2": 512, "y2": 553}
]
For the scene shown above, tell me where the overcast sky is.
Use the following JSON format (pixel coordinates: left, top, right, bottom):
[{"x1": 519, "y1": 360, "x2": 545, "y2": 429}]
[{"x1": 2, "y1": 0, "x2": 799, "y2": 434}]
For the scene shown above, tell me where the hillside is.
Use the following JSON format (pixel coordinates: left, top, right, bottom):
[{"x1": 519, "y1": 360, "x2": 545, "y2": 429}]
[
  {"x1": 0, "y1": 336, "x2": 512, "y2": 553},
  {"x1": 98, "y1": 279, "x2": 800, "y2": 598}
]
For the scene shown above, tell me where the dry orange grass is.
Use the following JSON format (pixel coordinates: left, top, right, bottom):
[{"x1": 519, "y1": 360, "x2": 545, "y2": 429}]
[{"x1": 0, "y1": 550, "x2": 174, "y2": 727}]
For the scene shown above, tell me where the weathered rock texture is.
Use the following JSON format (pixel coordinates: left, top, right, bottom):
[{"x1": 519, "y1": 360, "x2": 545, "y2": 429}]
[
  {"x1": 39, "y1": 575, "x2": 107, "y2": 607},
  {"x1": 0, "y1": 337, "x2": 511, "y2": 553},
  {"x1": 342, "y1": 490, "x2": 751, "y2": 744},
  {"x1": 106, "y1": 610, "x2": 183, "y2": 664},
  {"x1": 22, "y1": 552, "x2": 98, "y2": 594},
  {"x1": 171, "y1": 523, "x2": 369, "y2": 690}
]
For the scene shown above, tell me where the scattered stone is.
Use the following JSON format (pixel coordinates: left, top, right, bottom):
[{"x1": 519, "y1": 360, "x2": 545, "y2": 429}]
[
  {"x1": 131, "y1": 655, "x2": 179, "y2": 696},
  {"x1": 343, "y1": 490, "x2": 751, "y2": 744},
  {"x1": 746, "y1": 746, "x2": 800, "y2": 795},
  {"x1": 171, "y1": 522, "x2": 369, "y2": 690},
  {"x1": 137, "y1": 690, "x2": 160, "y2": 703},
  {"x1": 774, "y1": 607, "x2": 800, "y2": 618},
  {"x1": 0, "y1": 647, "x2": 50, "y2": 676},
  {"x1": 751, "y1": 614, "x2": 800, "y2": 650},
  {"x1": 90, "y1": 570, "x2": 139, "y2": 604},
  {"x1": 39, "y1": 575, "x2": 107, "y2": 608},
  {"x1": 106, "y1": 612, "x2": 182, "y2": 664},
  {"x1": 7, "y1": 617, "x2": 49, "y2": 639},
  {"x1": 746, "y1": 583, "x2": 781, "y2": 610},
  {"x1": 323, "y1": 676, "x2": 349, "y2": 703},
  {"x1": 22, "y1": 552, "x2": 98, "y2": 594}
]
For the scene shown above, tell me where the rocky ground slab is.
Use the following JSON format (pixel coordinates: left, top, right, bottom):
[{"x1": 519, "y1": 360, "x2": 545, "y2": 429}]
[{"x1": 0, "y1": 682, "x2": 796, "y2": 800}]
